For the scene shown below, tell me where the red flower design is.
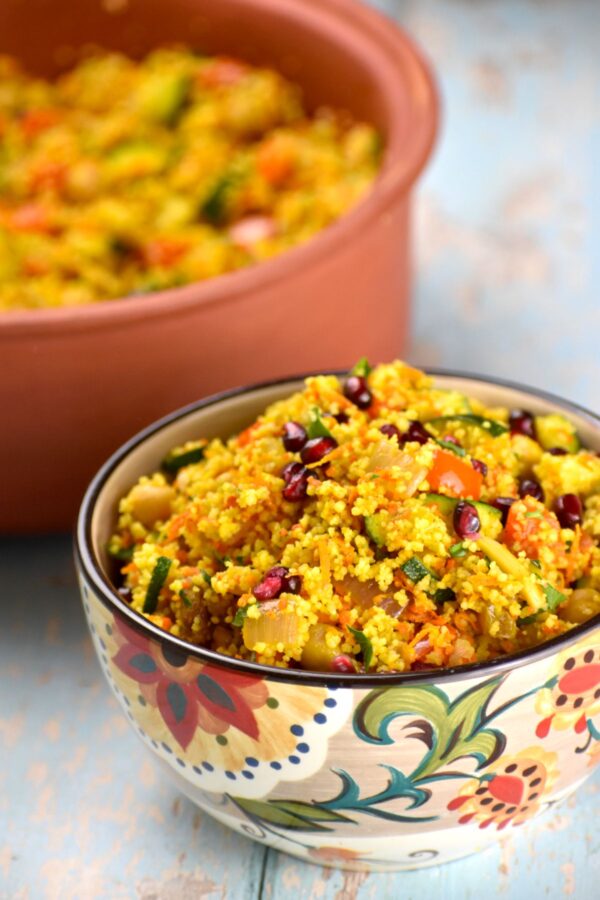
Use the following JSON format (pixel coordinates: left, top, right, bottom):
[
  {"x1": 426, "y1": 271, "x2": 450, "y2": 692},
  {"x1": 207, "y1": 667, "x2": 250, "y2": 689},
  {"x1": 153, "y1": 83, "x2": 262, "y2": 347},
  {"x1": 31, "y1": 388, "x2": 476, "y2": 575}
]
[
  {"x1": 535, "y1": 644, "x2": 600, "y2": 739},
  {"x1": 111, "y1": 616, "x2": 268, "y2": 750}
]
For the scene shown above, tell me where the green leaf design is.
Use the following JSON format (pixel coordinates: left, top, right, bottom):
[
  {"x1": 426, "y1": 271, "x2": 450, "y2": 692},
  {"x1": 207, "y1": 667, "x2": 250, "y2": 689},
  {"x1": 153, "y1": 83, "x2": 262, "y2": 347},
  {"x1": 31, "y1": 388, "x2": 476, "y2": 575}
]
[
  {"x1": 354, "y1": 676, "x2": 506, "y2": 781},
  {"x1": 321, "y1": 766, "x2": 436, "y2": 822},
  {"x1": 231, "y1": 797, "x2": 355, "y2": 832}
]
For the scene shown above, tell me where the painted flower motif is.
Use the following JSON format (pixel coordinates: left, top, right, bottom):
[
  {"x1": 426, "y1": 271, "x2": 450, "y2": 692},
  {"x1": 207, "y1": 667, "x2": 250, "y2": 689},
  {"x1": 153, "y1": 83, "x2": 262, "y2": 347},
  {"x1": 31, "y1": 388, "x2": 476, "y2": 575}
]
[
  {"x1": 112, "y1": 615, "x2": 268, "y2": 750},
  {"x1": 447, "y1": 747, "x2": 558, "y2": 831},
  {"x1": 534, "y1": 640, "x2": 600, "y2": 738}
]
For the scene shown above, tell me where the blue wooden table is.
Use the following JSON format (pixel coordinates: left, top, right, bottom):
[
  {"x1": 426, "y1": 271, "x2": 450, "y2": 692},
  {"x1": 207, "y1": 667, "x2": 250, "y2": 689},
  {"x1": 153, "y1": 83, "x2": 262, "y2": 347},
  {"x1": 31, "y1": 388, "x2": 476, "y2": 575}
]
[{"x1": 3, "y1": 1, "x2": 600, "y2": 897}]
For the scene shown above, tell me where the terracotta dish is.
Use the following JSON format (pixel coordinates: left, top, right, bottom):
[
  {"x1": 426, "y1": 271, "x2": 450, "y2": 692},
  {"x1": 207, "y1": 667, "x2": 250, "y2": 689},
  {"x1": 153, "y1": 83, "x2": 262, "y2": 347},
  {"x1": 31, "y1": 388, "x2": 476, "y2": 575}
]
[
  {"x1": 76, "y1": 370, "x2": 600, "y2": 871},
  {"x1": 0, "y1": 0, "x2": 438, "y2": 532}
]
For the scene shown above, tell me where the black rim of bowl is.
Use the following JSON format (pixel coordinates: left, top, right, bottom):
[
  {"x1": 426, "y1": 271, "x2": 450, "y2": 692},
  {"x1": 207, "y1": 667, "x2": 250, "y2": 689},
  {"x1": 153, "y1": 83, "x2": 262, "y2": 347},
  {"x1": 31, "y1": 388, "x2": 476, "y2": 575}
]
[{"x1": 76, "y1": 367, "x2": 600, "y2": 687}]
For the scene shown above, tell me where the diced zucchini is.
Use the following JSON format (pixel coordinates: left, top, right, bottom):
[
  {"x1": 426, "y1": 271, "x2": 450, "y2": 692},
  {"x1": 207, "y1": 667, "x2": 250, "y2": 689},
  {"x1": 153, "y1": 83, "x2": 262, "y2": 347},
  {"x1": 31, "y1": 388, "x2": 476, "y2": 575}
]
[
  {"x1": 364, "y1": 514, "x2": 386, "y2": 547},
  {"x1": 201, "y1": 172, "x2": 238, "y2": 224},
  {"x1": 107, "y1": 141, "x2": 167, "y2": 181},
  {"x1": 401, "y1": 556, "x2": 439, "y2": 583},
  {"x1": 426, "y1": 414, "x2": 508, "y2": 438},
  {"x1": 137, "y1": 72, "x2": 190, "y2": 125},
  {"x1": 535, "y1": 413, "x2": 580, "y2": 453},
  {"x1": 143, "y1": 556, "x2": 172, "y2": 614},
  {"x1": 161, "y1": 445, "x2": 205, "y2": 473},
  {"x1": 424, "y1": 493, "x2": 502, "y2": 537}
]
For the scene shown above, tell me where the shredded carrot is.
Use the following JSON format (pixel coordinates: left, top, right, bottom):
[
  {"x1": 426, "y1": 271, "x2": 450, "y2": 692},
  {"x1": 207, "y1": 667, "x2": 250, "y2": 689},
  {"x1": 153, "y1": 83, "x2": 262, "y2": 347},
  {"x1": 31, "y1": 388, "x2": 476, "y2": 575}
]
[
  {"x1": 237, "y1": 422, "x2": 262, "y2": 447},
  {"x1": 319, "y1": 538, "x2": 331, "y2": 585}
]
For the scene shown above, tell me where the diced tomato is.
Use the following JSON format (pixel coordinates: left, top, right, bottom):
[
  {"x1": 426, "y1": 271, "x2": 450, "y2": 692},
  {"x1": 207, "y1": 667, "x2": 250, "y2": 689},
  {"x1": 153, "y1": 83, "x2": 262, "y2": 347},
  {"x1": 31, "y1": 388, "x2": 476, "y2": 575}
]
[
  {"x1": 257, "y1": 139, "x2": 295, "y2": 186},
  {"x1": 198, "y1": 57, "x2": 248, "y2": 88},
  {"x1": 20, "y1": 108, "x2": 61, "y2": 139},
  {"x1": 504, "y1": 497, "x2": 565, "y2": 561},
  {"x1": 9, "y1": 203, "x2": 58, "y2": 234},
  {"x1": 143, "y1": 237, "x2": 188, "y2": 268},
  {"x1": 427, "y1": 449, "x2": 483, "y2": 499},
  {"x1": 229, "y1": 215, "x2": 277, "y2": 249},
  {"x1": 28, "y1": 160, "x2": 67, "y2": 193}
]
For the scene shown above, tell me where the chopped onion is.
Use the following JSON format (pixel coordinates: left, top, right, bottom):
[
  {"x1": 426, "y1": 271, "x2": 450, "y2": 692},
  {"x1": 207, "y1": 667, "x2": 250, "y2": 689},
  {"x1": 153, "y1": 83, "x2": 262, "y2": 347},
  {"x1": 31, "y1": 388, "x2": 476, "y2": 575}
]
[{"x1": 243, "y1": 609, "x2": 302, "y2": 651}]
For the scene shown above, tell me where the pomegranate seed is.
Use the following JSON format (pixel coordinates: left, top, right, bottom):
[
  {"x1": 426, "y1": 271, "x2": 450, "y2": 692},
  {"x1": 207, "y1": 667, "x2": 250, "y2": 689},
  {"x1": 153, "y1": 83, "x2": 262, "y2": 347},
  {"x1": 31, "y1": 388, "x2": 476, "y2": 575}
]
[
  {"x1": 519, "y1": 477, "x2": 545, "y2": 503},
  {"x1": 300, "y1": 436, "x2": 337, "y2": 465},
  {"x1": 453, "y1": 501, "x2": 481, "y2": 539},
  {"x1": 266, "y1": 566, "x2": 289, "y2": 579},
  {"x1": 554, "y1": 493, "x2": 582, "y2": 529},
  {"x1": 331, "y1": 654, "x2": 356, "y2": 673},
  {"x1": 282, "y1": 462, "x2": 309, "y2": 501},
  {"x1": 492, "y1": 496, "x2": 516, "y2": 525},
  {"x1": 509, "y1": 409, "x2": 536, "y2": 439},
  {"x1": 284, "y1": 574, "x2": 302, "y2": 594},
  {"x1": 380, "y1": 423, "x2": 401, "y2": 442},
  {"x1": 548, "y1": 447, "x2": 567, "y2": 456},
  {"x1": 344, "y1": 375, "x2": 372, "y2": 409},
  {"x1": 402, "y1": 421, "x2": 430, "y2": 445},
  {"x1": 471, "y1": 458, "x2": 488, "y2": 476},
  {"x1": 282, "y1": 421, "x2": 307, "y2": 452},
  {"x1": 253, "y1": 574, "x2": 285, "y2": 601}
]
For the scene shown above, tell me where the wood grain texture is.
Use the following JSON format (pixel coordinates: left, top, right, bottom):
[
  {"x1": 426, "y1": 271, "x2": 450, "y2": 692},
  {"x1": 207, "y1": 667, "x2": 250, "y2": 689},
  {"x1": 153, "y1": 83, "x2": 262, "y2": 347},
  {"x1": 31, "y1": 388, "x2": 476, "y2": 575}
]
[{"x1": 2, "y1": 1, "x2": 600, "y2": 897}]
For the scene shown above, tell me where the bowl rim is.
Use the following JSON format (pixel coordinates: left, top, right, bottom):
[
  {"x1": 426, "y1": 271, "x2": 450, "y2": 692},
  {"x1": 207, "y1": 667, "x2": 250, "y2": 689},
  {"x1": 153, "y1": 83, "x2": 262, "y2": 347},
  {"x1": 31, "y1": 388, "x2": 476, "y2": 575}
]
[
  {"x1": 0, "y1": 0, "x2": 439, "y2": 337},
  {"x1": 76, "y1": 367, "x2": 600, "y2": 687}
]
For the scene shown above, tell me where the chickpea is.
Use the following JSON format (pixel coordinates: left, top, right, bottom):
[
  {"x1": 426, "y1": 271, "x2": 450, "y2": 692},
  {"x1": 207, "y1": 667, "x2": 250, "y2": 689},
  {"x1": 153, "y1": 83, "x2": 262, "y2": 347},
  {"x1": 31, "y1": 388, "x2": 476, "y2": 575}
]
[
  {"x1": 560, "y1": 589, "x2": 600, "y2": 624},
  {"x1": 129, "y1": 483, "x2": 175, "y2": 528}
]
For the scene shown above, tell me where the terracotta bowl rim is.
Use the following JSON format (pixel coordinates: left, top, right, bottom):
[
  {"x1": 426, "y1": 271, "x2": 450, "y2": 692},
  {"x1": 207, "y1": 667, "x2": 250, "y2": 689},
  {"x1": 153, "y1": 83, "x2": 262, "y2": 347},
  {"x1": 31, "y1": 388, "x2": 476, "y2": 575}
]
[
  {"x1": 76, "y1": 367, "x2": 600, "y2": 688},
  {"x1": 0, "y1": 0, "x2": 438, "y2": 338}
]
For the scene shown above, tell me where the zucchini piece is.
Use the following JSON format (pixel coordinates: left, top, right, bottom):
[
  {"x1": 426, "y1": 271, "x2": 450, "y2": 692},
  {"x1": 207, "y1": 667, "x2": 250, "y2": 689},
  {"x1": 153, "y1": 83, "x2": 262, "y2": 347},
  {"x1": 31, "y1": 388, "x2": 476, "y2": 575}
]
[
  {"x1": 535, "y1": 413, "x2": 580, "y2": 453},
  {"x1": 401, "y1": 556, "x2": 439, "y2": 583},
  {"x1": 201, "y1": 171, "x2": 241, "y2": 225},
  {"x1": 433, "y1": 587, "x2": 456, "y2": 605},
  {"x1": 426, "y1": 414, "x2": 508, "y2": 438},
  {"x1": 143, "y1": 556, "x2": 172, "y2": 614},
  {"x1": 424, "y1": 493, "x2": 502, "y2": 536},
  {"x1": 364, "y1": 514, "x2": 386, "y2": 547},
  {"x1": 161, "y1": 444, "x2": 205, "y2": 473},
  {"x1": 106, "y1": 141, "x2": 167, "y2": 181},
  {"x1": 137, "y1": 72, "x2": 189, "y2": 125}
]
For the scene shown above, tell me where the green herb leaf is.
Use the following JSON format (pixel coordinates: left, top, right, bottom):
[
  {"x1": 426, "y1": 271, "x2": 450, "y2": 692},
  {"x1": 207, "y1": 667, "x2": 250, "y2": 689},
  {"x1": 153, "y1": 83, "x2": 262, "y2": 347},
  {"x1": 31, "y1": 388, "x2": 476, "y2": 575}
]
[
  {"x1": 435, "y1": 438, "x2": 466, "y2": 457},
  {"x1": 107, "y1": 543, "x2": 134, "y2": 562},
  {"x1": 143, "y1": 556, "x2": 172, "y2": 613},
  {"x1": 350, "y1": 357, "x2": 372, "y2": 378},
  {"x1": 201, "y1": 569, "x2": 212, "y2": 586},
  {"x1": 544, "y1": 583, "x2": 566, "y2": 612},
  {"x1": 433, "y1": 587, "x2": 456, "y2": 605},
  {"x1": 518, "y1": 613, "x2": 539, "y2": 626},
  {"x1": 161, "y1": 445, "x2": 205, "y2": 474},
  {"x1": 347, "y1": 626, "x2": 373, "y2": 670},
  {"x1": 232, "y1": 605, "x2": 251, "y2": 627},
  {"x1": 307, "y1": 407, "x2": 334, "y2": 439},
  {"x1": 401, "y1": 557, "x2": 439, "y2": 583},
  {"x1": 449, "y1": 542, "x2": 468, "y2": 558},
  {"x1": 201, "y1": 172, "x2": 238, "y2": 224},
  {"x1": 179, "y1": 589, "x2": 192, "y2": 607}
]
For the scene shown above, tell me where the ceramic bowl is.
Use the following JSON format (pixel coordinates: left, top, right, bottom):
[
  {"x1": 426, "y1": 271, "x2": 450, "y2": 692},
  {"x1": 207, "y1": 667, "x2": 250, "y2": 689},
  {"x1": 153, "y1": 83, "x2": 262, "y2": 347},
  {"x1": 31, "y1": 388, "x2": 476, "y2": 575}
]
[
  {"x1": 0, "y1": 0, "x2": 438, "y2": 533},
  {"x1": 75, "y1": 371, "x2": 600, "y2": 872}
]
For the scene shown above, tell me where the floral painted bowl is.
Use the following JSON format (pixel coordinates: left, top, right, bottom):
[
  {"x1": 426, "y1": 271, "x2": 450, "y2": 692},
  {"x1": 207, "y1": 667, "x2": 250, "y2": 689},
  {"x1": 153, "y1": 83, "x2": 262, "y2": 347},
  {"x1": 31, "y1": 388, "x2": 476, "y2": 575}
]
[{"x1": 75, "y1": 372, "x2": 600, "y2": 871}]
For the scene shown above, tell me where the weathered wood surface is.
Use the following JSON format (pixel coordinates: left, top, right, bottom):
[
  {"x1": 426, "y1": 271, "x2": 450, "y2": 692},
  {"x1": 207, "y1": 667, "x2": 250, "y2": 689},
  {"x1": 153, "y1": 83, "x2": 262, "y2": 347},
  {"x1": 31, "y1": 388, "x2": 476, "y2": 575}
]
[{"x1": 3, "y1": 0, "x2": 600, "y2": 896}]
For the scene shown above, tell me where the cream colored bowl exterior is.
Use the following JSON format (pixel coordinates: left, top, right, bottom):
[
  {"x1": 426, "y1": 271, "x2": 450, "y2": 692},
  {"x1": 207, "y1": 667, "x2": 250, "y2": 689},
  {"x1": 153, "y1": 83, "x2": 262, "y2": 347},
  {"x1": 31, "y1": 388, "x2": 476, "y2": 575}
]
[{"x1": 76, "y1": 375, "x2": 600, "y2": 871}]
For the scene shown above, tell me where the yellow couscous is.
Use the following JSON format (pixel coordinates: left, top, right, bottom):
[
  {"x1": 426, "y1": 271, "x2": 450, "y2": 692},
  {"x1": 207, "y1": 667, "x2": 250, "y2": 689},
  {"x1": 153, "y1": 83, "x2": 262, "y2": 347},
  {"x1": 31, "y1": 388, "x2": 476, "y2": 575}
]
[
  {"x1": 109, "y1": 360, "x2": 600, "y2": 673},
  {"x1": 0, "y1": 49, "x2": 380, "y2": 311}
]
